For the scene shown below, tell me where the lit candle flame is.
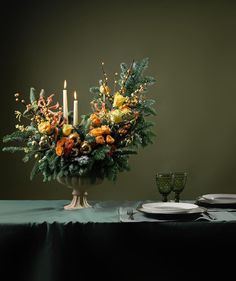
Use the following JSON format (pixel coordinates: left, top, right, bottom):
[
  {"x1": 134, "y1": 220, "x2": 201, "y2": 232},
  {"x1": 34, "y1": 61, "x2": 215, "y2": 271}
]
[
  {"x1": 74, "y1": 91, "x2": 77, "y2": 100},
  {"x1": 64, "y1": 80, "x2": 67, "y2": 89}
]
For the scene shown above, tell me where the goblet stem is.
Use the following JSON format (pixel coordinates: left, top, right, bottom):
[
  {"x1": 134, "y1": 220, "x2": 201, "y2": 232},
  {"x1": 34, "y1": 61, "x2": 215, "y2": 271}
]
[
  {"x1": 162, "y1": 194, "x2": 168, "y2": 202},
  {"x1": 174, "y1": 192, "x2": 180, "y2": 202}
]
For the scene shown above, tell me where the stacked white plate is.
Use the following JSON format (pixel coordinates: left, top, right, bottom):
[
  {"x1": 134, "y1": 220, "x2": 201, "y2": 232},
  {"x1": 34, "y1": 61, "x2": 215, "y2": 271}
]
[
  {"x1": 139, "y1": 202, "x2": 203, "y2": 215},
  {"x1": 199, "y1": 194, "x2": 236, "y2": 205}
]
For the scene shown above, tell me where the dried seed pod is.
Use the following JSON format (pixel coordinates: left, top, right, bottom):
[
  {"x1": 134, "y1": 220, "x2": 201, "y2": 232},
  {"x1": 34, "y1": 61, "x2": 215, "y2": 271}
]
[
  {"x1": 80, "y1": 141, "x2": 92, "y2": 154},
  {"x1": 68, "y1": 132, "x2": 81, "y2": 145}
]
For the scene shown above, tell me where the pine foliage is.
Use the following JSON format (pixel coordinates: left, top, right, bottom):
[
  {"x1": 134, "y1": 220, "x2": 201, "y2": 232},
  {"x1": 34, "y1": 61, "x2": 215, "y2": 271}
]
[
  {"x1": 2, "y1": 58, "x2": 157, "y2": 183},
  {"x1": 3, "y1": 130, "x2": 33, "y2": 143}
]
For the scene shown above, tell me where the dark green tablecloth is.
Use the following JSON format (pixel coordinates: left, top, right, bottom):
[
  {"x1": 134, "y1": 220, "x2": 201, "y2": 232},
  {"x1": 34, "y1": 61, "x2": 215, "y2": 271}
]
[{"x1": 0, "y1": 200, "x2": 236, "y2": 281}]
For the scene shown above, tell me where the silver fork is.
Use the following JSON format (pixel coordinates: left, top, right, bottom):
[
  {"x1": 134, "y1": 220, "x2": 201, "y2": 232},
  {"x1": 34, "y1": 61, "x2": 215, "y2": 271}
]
[
  {"x1": 203, "y1": 211, "x2": 217, "y2": 221},
  {"x1": 127, "y1": 208, "x2": 136, "y2": 220}
]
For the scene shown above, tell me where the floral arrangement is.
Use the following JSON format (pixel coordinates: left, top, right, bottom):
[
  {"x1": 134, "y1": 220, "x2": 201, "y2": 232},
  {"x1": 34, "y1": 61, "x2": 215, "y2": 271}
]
[{"x1": 2, "y1": 58, "x2": 156, "y2": 183}]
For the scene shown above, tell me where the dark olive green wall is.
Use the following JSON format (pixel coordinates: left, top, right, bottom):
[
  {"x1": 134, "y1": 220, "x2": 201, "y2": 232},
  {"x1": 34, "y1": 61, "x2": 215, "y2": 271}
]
[{"x1": 1, "y1": 0, "x2": 236, "y2": 201}]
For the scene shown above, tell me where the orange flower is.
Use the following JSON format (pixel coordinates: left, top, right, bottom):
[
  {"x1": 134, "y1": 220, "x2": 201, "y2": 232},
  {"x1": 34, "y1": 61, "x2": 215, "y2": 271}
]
[
  {"x1": 89, "y1": 127, "x2": 104, "y2": 137},
  {"x1": 90, "y1": 114, "x2": 101, "y2": 126},
  {"x1": 106, "y1": 135, "x2": 115, "y2": 144},
  {"x1": 101, "y1": 125, "x2": 111, "y2": 135},
  {"x1": 55, "y1": 137, "x2": 75, "y2": 157},
  {"x1": 56, "y1": 137, "x2": 67, "y2": 156},
  {"x1": 57, "y1": 137, "x2": 67, "y2": 147},
  {"x1": 65, "y1": 138, "x2": 74, "y2": 148},
  {"x1": 64, "y1": 139, "x2": 75, "y2": 157},
  {"x1": 95, "y1": 135, "x2": 105, "y2": 144},
  {"x1": 56, "y1": 145, "x2": 64, "y2": 156}
]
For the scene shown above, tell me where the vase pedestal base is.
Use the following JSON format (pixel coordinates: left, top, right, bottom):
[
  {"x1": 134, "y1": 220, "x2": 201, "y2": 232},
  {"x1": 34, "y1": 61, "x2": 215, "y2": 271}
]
[
  {"x1": 64, "y1": 191, "x2": 91, "y2": 210},
  {"x1": 57, "y1": 176, "x2": 101, "y2": 210}
]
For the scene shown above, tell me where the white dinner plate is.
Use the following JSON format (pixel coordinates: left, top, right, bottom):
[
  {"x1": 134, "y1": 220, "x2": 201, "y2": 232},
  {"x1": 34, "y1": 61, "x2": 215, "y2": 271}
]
[
  {"x1": 201, "y1": 194, "x2": 236, "y2": 204},
  {"x1": 141, "y1": 202, "x2": 199, "y2": 214},
  {"x1": 138, "y1": 205, "x2": 204, "y2": 216}
]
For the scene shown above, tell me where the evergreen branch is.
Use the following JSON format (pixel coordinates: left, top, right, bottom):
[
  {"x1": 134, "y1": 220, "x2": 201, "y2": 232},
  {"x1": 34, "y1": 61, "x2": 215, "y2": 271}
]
[
  {"x1": 22, "y1": 150, "x2": 36, "y2": 163},
  {"x1": 30, "y1": 87, "x2": 37, "y2": 103},
  {"x1": 2, "y1": 147, "x2": 26, "y2": 153},
  {"x1": 92, "y1": 145, "x2": 110, "y2": 160},
  {"x1": 114, "y1": 147, "x2": 137, "y2": 155},
  {"x1": 30, "y1": 160, "x2": 41, "y2": 180},
  {"x1": 90, "y1": 87, "x2": 100, "y2": 95},
  {"x1": 142, "y1": 107, "x2": 157, "y2": 116},
  {"x1": 3, "y1": 58, "x2": 156, "y2": 182},
  {"x1": 3, "y1": 130, "x2": 32, "y2": 143},
  {"x1": 140, "y1": 76, "x2": 156, "y2": 85},
  {"x1": 120, "y1": 62, "x2": 128, "y2": 74}
]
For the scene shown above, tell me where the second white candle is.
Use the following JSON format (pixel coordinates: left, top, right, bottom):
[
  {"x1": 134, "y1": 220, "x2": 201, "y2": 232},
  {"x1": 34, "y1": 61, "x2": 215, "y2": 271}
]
[{"x1": 73, "y1": 91, "x2": 79, "y2": 126}]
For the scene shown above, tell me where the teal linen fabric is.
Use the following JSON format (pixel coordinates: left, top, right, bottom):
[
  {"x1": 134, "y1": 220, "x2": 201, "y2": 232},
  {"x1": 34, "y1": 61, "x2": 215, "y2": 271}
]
[
  {"x1": 1, "y1": 200, "x2": 236, "y2": 224},
  {"x1": 1, "y1": 200, "x2": 236, "y2": 281},
  {"x1": 0, "y1": 200, "x2": 121, "y2": 223}
]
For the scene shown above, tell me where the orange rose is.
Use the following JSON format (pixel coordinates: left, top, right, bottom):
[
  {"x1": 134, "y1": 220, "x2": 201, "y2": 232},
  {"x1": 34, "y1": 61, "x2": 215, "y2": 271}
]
[
  {"x1": 89, "y1": 127, "x2": 104, "y2": 137},
  {"x1": 65, "y1": 138, "x2": 74, "y2": 148},
  {"x1": 56, "y1": 137, "x2": 67, "y2": 156},
  {"x1": 101, "y1": 125, "x2": 111, "y2": 135},
  {"x1": 56, "y1": 137, "x2": 75, "y2": 157},
  {"x1": 95, "y1": 135, "x2": 105, "y2": 144},
  {"x1": 90, "y1": 114, "x2": 101, "y2": 126},
  {"x1": 106, "y1": 135, "x2": 115, "y2": 144},
  {"x1": 64, "y1": 139, "x2": 75, "y2": 157},
  {"x1": 57, "y1": 137, "x2": 67, "y2": 147},
  {"x1": 56, "y1": 145, "x2": 64, "y2": 156}
]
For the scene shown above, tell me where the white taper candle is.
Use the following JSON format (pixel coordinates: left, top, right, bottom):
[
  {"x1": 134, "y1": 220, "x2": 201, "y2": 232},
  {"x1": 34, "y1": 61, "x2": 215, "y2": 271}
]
[
  {"x1": 63, "y1": 80, "x2": 68, "y2": 123},
  {"x1": 73, "y1": 91, "x2": 79, "y2": 126}
]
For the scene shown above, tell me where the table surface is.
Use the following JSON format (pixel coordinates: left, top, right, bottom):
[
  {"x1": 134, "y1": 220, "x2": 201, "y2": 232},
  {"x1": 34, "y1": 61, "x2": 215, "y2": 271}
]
[
  {"x1": 0, "y1": 199, "x2": 236, "y2": 224},
  {"x1": 1, "y1": 200, "x2": 236, "y2": 281},
  {"x1": 0, "y1": 200, "x2": 121, "y2": 223}
]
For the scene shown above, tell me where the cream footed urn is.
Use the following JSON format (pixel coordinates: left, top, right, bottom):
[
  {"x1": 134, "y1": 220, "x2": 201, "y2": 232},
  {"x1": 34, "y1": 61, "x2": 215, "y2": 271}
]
[{"x1": 57, "y1": 176, "x2": 102, "y2": 210}]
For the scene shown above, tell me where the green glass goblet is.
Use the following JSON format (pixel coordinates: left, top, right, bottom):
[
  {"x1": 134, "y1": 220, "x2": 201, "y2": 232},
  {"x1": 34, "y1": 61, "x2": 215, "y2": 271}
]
[
  {"x1": 172, "y1": 172, "x2": 187, "y2": 202},
  {"x1": 156, "y1": 173, "x2": 174, "y2": 202}
]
